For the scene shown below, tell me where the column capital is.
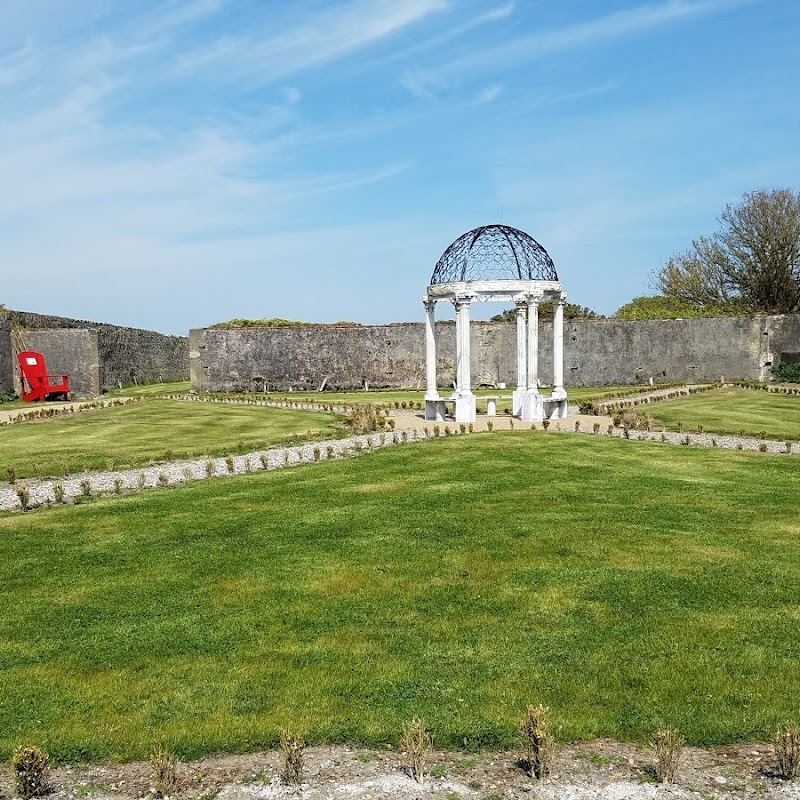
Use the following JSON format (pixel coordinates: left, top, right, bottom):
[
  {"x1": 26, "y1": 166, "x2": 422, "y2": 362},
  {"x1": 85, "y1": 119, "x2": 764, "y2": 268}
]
[
  {"x1": 526, "y1": 290, "x2": 545, "y2": 306},
  {"x1": 452, "y1": 292, "x2": 476, "y2": 310},
  {"x1": 422, "y1": 297, "x2": 437, "y2": 312},
  {"x1": 554, "y1": 291, "x2": 568, "y2": 306}
]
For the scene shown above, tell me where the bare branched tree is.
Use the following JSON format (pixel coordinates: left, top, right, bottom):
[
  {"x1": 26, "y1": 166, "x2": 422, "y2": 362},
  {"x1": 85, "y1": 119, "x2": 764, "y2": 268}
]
[{"x1": 653, "y1": 189, "x2": 800, "y2": 313}]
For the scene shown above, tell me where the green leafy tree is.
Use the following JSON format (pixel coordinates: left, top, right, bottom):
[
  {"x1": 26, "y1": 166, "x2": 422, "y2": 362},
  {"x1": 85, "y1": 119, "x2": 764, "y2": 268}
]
[
  {"x1": 654, "y1": 188, "x2": 800, "y2": 313},
  {"x1": 491, "y1": 301, "x2": 602, "y2": 323}
]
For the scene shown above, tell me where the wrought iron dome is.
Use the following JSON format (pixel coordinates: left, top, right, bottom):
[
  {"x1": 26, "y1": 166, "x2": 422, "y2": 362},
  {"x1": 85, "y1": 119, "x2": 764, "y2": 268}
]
[{"x1": 430, "y1": 224, "x2": 558, "y2": 285}]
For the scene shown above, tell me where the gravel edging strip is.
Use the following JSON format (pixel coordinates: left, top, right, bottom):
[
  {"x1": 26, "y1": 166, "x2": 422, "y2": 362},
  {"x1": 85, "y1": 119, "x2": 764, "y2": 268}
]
[
  {"x1": 0, "y1": 429, "x2": 425, "y2": 512},
  {"x1": 3, "y1": 416, "x2": 797, "y2": 513}
]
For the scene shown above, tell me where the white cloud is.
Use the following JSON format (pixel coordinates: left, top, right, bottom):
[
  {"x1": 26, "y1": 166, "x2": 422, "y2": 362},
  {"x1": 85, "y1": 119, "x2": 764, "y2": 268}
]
[
  {"x1": 475, "y1": 83, "x2": 503, "y2": 104},
  {"x1": 173, "y1": 0, "x2": 448, "y2": 85},
  {"x1": 403, "y1": 0, "x2": 759, "y2": 98}
]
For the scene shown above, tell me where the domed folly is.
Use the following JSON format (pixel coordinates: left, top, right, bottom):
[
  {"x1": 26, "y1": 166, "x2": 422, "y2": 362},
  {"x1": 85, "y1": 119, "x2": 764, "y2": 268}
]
[{"x1": 423, "y1": 223, "x2": 567, "y2": 425}]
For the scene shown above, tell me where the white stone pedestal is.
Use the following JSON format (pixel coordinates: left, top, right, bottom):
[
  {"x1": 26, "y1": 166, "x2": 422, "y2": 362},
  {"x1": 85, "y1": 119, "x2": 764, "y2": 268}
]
[
  {"x1": 512, "y1": 389, "x2": 525, "y2": 417},
  {"x1": 454, "y1": 392, "x2": 476, "y2": 423},
  {"x1": 424, "y1": 399, "x2": 446, "y2": 421},
  {"x1": 520, "y1": 391, "x2": 543, "y2": 422}
]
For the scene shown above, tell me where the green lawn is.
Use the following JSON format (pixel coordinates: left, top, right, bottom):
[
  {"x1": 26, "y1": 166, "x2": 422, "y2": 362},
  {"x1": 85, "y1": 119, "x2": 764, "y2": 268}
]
[
  {"x1": 0, "y1": 400, "x2": 342, "y2": 479},
  {"x1": 652, "y1": 386, "x2": 800, "y2": 440},
  {"x1": 1, "y1": 433, "x2": 798, "y2": 762},
  {"x1": 105, "y1": 380, "x2": 190, "y2": 397}
]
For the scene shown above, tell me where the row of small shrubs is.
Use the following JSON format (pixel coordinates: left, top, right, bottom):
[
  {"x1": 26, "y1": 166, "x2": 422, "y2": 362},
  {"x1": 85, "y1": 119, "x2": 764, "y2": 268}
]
[
  {"x1": 10, "y1": 717, "x2": 799, "y2": 797},
  {"x1": 0, "y1": 396, "x2": 143, "y2": 427}
]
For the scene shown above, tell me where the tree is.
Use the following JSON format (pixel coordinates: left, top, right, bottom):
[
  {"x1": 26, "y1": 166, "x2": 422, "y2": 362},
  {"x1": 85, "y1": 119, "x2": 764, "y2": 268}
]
[
  {"x1": 654, "y1": 189, "x2": 800, "y2": 313},
  {"x1": 490, "y1": 301, "x2": 602, "y2": 323}
]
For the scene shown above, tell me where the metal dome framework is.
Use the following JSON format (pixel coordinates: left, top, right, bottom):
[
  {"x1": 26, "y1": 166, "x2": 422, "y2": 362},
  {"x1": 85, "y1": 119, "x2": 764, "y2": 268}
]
[
  {"x1": 423, "y1": 224, "x2": 567, "y2": 425},
  {"x1": 430, "y1": 224, "x2": 558, "y2": 285}
]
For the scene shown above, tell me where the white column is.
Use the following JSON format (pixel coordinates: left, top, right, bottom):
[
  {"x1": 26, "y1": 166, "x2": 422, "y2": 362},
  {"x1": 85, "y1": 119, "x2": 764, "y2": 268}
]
[
  {"x1": 553, "y1": 292, "x2": 566, "y2": 399},
  {"x1": 526, "y1": 296, "x2": 540, "y2": 392},
  {"x1": 453, "y1": 295, "x2": 476, "y2": 423},
  {"x1": 423, "y1": 298, "x2": 438, "y2": 401},
  {"x1": 512, "y1": 301, "x2": 527, "y2": 416}
]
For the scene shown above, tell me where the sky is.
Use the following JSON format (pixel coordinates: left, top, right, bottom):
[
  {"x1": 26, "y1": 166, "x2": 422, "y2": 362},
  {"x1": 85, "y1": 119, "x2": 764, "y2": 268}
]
[{"x1": 2, "y1": 0, "x2": 799, "y2": 335}]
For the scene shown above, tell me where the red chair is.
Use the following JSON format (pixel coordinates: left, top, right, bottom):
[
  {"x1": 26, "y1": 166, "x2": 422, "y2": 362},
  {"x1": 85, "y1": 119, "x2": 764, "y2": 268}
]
[{"x1": 17, "y1": 351, "x2": 71, "y2": 402}]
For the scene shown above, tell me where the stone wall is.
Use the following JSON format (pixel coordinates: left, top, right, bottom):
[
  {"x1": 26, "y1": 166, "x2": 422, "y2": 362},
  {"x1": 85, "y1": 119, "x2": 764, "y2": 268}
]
[
  {"x1": 15, "y1": 329, "x2": 100, "y2": 399},
  {"x1": 1, "y1": 309, "x2": 188, "y2": 393},
  {"x1": 190, "y1": 314, "x2": 800, "y2": 393}
]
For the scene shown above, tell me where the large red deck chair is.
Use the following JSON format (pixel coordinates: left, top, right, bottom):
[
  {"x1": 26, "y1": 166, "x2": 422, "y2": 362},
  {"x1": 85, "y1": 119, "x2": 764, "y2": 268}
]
[{"x1": 17, "y1": 351, "x2": 71, "y2": 402}]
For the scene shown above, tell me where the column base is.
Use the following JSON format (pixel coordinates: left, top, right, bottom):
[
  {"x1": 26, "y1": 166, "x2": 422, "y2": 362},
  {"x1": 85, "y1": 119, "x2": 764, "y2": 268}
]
[
  {"x1": 425, "y1": 398, "x2": 446, "y2": 421},
  {"x1": 512, "y1": 388, "x2": 525, "y2": 416},
  {"x1": 520, "y1": 391, "x2": 543, "y2": 422},
  {"x1": 454, "y1": 392, "x2": 476, "y2": 423}
]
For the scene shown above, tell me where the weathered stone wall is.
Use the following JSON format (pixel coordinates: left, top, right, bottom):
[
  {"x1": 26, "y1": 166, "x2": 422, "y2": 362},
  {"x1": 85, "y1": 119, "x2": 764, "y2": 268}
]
[
  {"x1": 15, "y1": 329, "x2": 100, "y2": 399},
  {"x1": 4, "y1": 310, "x2": 188, "y2": 390},
  {"x1": 191, "y1": 314, "x2": 800, "y2": 393},
  {"x1": 0, "y1": 316, "x2": 12, "y2": 394}
]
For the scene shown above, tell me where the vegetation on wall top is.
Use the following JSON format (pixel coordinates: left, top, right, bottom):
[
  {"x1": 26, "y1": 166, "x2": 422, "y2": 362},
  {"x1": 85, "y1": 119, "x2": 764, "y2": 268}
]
[{"x1": 210, "y1": 318, "x2": 363, "y2": 328}]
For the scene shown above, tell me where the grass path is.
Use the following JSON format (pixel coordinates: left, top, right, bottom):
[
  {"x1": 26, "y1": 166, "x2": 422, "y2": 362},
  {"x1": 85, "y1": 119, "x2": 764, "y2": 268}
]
[{"x1": 1, "y1": 434, "x2": 799, "y2": 761}]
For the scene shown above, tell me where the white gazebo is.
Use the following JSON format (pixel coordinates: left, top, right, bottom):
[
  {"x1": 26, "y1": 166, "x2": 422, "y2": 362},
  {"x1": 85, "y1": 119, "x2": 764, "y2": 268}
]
[{"x1": 423, "y1": 224, "x2": 567, "y2": 424}]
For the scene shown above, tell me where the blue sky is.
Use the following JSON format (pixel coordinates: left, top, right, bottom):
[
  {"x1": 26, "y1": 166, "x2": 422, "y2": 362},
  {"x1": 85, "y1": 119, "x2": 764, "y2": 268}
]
[{"x1": 2, "y1": 0, "x2": 798, "y2": 334}]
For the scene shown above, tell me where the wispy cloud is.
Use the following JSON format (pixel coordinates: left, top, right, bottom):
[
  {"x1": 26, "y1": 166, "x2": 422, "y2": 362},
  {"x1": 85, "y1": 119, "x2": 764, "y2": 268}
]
[
  {"x1": 475, "y1": 83, "x2": 503, "y2": 105},
  {"x1": 403, "y1": 0, "x2": 758, "y2": 98},
  {"x1": 0, "y1": 38, "x2": 39, "y2": 87},
  {"x1": 173, "y1": 0, "x2": 448, "y2": 85}
]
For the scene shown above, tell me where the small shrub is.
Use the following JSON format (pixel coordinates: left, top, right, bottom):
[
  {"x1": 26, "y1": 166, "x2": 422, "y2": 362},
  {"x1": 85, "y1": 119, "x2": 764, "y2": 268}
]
[
  {"x1": 711, "y1": 438, "x2": 717, "y2": 447},
  {"x1": 113, "y1": 477, "x2": 124, "y2": 494},
  {"x1": 137, "y1": 472, "x2": 147, "y2": 488},
  {"x1": 326, "y1": 445, "x2": 335, "y2": 459},
  {"x1": 164, "y1": 449, "x2": 174, "y2": 462},
  {"x1": 401, "y1": 431, "x2": 408, "y2": 443},
  {"x1": 205, "y1": 459, "x2": 216, "y2": 476},
  {"x1": 652, "y1": 727, "x2": 683, "y2": 784},
  {"x1": 574, "y1": 420, "x2": 581, "y2": 432},
  {"x1": 280, "y1": 730, "x2": 305, "y2": 785},
  {"x1": 150, "y1": 746, "x2": 178, "y2": 798},
  {"x1": 400, "y1": 718, "x2": 432, "y2": 784},
  {"x1": 509, "y1": 418, "x2": 515, "y2": 430},
  {"x1": 182, "y1": 466, "x2": 193, "y2": 482},
  {"x1": 468, "y1": 423, "x2": 473, "y2": 433},
  {"x1": 157, "y1": 471, "x2": 169, "y2": 487},
  {"x1": 236, "y1": 440, "x2": 245, "y2": 453},
  {"x1": 433, "y1": 424, "x2": 440, "y2": 438},
  {"x1": 519, "y1": 704, "x2": 555, "y2": 780},
  {"x1": 259, "y1": 453, "x2": 269, "y2": 469},
  {"x1": 682, "y1": 435, "x2": 691, "y2": 446},
  {"x1": 459, "y1": 423, "x2": 466, "y2": 434},
  {"x1": 661, "y1": 433, "x2": 667, "y2": 443},
  {"x1": 6, "y1": 465, "x2": 16, "y2": 483},
  {"x1": 592, "y1": 422, "x2": 600, "y2": 434},
  {"x1": 677, "y1": 421, "x2": 684, "y2": 432},
  {"x1": 775, "y1": 721, "x2": 800, "y2": 780},
  {"x1": 486, "y1": 421, "x2": 494, "y2": 432},
  {"x1": 12, "y1": 745, "x2": 50, "y2": 799},
  {"x1": 541, "y1": 420, "x2": 550, "y2": 431},
  {"x1": 53, "y1": 483, "x2": 65, "y2": 504},
  {"x1": 737, "y1": 443, "x2": 743, "y2": 450},
  {"x1": 759, "y1": 442, "x2": 768, "y2": 452},
  {"x1": 388, "y1": 418, "x2": 396, "y2": 430},
  {"x1": 313, "y1": 447, "x2": 321, "y2": 461},
  {"x1": 225, "y1": 455, "x2": 235, "y2": 473},
  {"x1": 607, "y1": 425, "x2": 614, "y2": 435},
  {"x1": 15, "y1": 483, "x2": 31, "y2": 511},
  {"x1": 623, "y1": 427, "x2": 630, "y2": 439},
  {"x1": 444, "y1": 425, "x2": 452, "y2": 436},
  {"x1": 79, "y1": 478, "x2": 92, "y2": 496}
]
